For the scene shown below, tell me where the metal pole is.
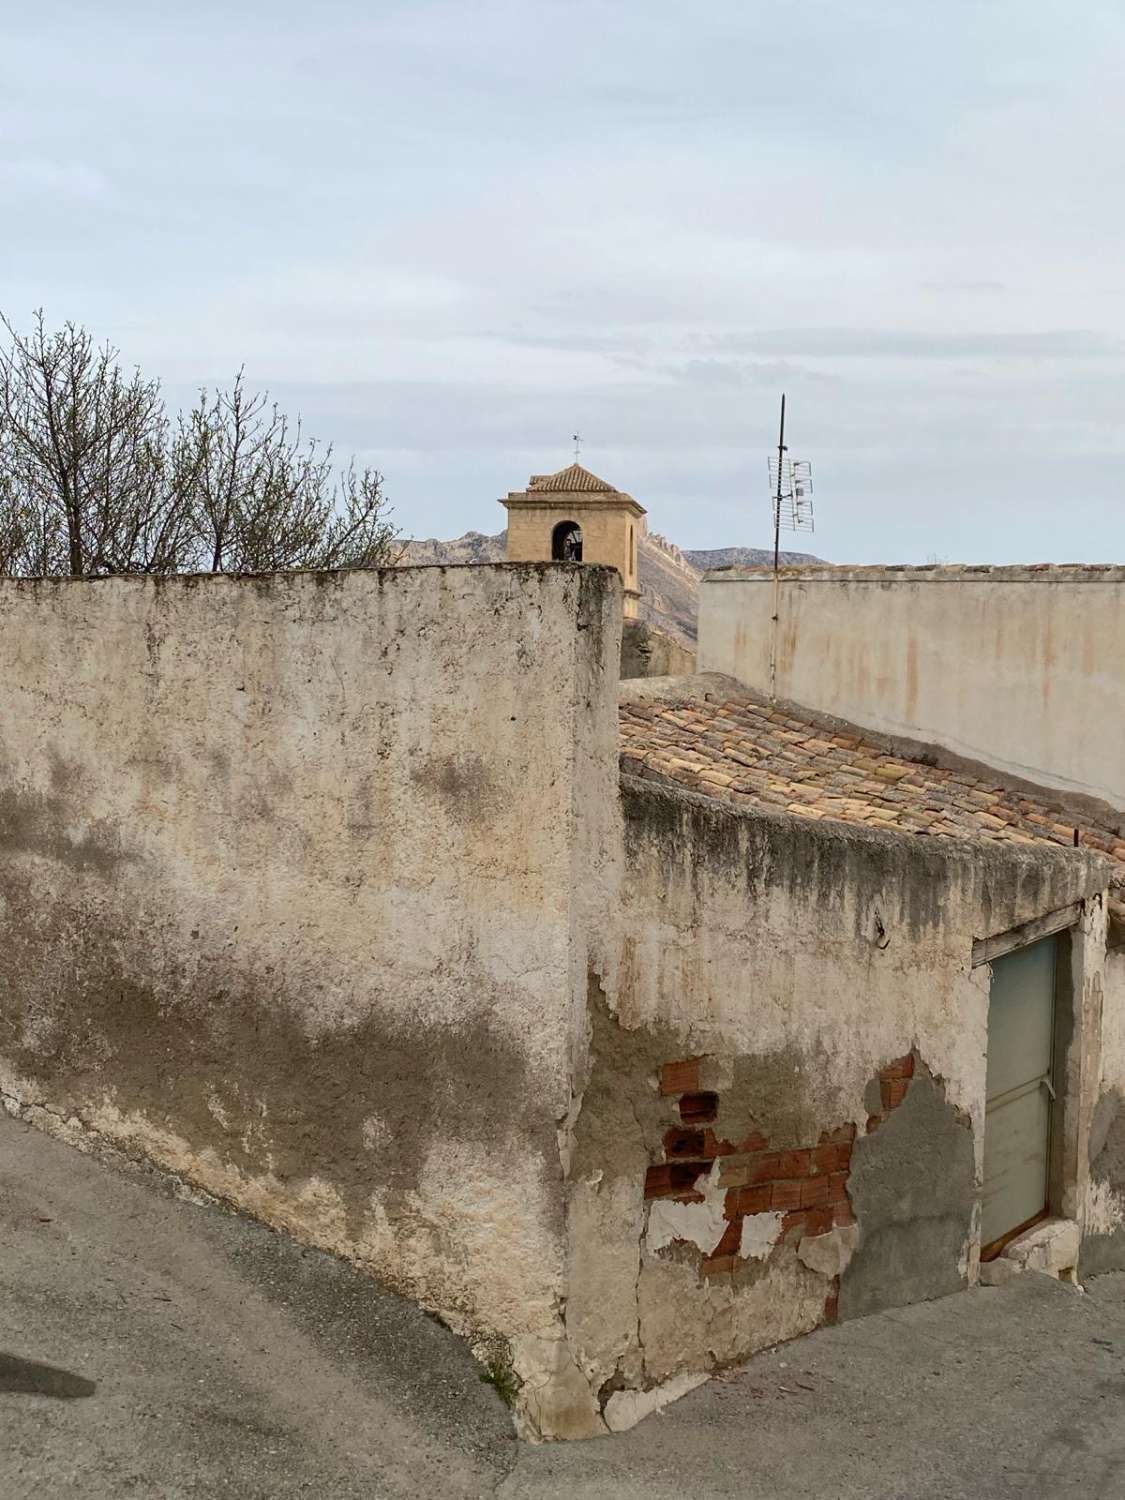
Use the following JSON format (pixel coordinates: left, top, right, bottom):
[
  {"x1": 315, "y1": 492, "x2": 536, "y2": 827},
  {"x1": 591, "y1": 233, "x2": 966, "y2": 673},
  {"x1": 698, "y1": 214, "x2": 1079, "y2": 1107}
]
[{"x1": 769, "y1": 393, "x2": 786, "y2": 704}]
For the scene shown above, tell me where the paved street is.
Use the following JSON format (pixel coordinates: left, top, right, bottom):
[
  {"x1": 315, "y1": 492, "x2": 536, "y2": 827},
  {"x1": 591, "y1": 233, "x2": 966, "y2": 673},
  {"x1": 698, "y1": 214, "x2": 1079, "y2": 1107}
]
[{"x1": 3, "y1": 1112, "x2": 1125, "y2": 1499}]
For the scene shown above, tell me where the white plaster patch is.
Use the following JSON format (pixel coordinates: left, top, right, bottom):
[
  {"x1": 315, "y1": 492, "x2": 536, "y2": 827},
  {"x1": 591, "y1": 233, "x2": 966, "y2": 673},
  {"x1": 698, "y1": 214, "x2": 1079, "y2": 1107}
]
[
  {"x1": 603, "y1": 1371, "x2": 709, "y2": 1432},
  {"x1": 646, "y1": 1191, "x2": 725, "y2": 1256},
  {"x1": 645, "y1": 1163, "x2": 725, "y2": 1255},
  {"x1": 740, "y1": 1211, "x2": 785, "y2": 1262}
]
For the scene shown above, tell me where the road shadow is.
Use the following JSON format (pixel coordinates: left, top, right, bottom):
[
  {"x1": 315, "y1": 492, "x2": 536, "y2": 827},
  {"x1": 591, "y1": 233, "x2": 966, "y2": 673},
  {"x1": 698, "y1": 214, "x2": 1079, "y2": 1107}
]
[{"x1": 0, "y1": 1353, "x2": 96, "y2": 1398}]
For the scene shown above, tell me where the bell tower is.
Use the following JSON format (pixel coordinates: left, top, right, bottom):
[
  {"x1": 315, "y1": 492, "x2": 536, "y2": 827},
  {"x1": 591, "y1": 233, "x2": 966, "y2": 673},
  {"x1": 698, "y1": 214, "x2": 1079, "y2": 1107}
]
[{"x1": 500, "y1": 462, "x2": 646, "y2": 618}]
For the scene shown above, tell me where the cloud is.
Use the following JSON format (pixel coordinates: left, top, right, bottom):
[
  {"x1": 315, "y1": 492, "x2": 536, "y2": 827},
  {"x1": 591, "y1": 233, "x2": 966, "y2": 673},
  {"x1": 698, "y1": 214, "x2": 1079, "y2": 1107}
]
[
  {"x1": 705, "y1": 330, "x2": 1122, "y2": 360},
  {"x1": 5, "y1": 0, "x2": 1125, "y2": 565}
]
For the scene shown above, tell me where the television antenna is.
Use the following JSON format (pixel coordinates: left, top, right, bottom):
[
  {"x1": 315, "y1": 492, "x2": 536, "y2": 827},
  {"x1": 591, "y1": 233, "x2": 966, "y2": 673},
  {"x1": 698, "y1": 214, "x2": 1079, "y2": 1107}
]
[{"x1": 767, "y1": 395, "x2": 814, "y2": 702}]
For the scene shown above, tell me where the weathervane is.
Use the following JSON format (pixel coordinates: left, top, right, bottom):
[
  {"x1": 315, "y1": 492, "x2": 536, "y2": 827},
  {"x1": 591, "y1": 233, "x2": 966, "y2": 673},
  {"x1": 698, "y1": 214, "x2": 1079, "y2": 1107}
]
[{"x1": 572, "y1": 432, "x2": 582, "y2": 461}]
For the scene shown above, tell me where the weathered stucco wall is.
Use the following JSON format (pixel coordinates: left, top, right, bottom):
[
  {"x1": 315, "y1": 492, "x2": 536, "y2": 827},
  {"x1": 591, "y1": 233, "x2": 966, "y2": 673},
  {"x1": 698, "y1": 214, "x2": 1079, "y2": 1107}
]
[
  {"x1": 0, "y1": 563, "x2": 622, "y2": 1439},
  {"x1": 698, "y1": 566, "x2": 1125, "y2": 809},
  {"x1": 1082, "y1": 945, "x2": 1125, "y2": 1275},
  {"x1": 566, "y1": 778, "x2": 1110, "y2": 1418}
]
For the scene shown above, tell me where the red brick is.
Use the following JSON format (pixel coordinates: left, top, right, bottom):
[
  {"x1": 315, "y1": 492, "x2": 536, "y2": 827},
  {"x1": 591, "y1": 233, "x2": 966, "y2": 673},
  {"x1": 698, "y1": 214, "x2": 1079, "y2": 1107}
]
[
  {"x1": 644, "y1": 1163, "x2": 706, "y2": 1200},
  {"x1": 663, "y1": 1127, "x2": 708, "y2": 1160},
  {"x1": 744, "y1": 1150, "x2": 781, "y2": 1184},
  {"x1": 776, "y1": 1148, "x2": 813, "y2": 1178},
  {"x1": 771, "y1": 1180, "x2": 803, "y2": 1211},
  {"x1": 702, "y1": 1254, "x2": 739, "y2": 1277},
  {"x1": 734, "y1": 1130, "x2": 770, "y2": 1153},
  {"x1": 881, "y1": 1078, "x2": 909, "y2": 1111},
  {"x1": 866, "y1": 1114, "x2": 883, "y2": 1134},
  {"x1": 727, "y1": 1184, "x2": 772, "y2": 1218},
  {"x1": 823, "y1": 1289, "x2": 840, "y2": 1323},
  {"x1": 704, "y1": 1129, "x2": 737, "y2": 1157},
  {"x1": 713, "y1": 1218, "x2": 742, "y2": 1257},
  {"x1": 828, "y1": 1171, "x2": 850, "y2": 1205},
  {"x1": 802, "y1": 1206, "x2": 834, "y2": 1237},
  {"x1": 679, "y1": 1091, "x2": 719, "y2": 1125},
  {"x1": 833, "y1": 1201, "x2": 856, "y2": 1227},
  {"x1": 660, "y1": 1058, "x2": 701, "y2": 1096},
  {"x1": 799, "y1": 1175, "x2": 831, "y2": 1208},
  {"x1": 781, "y1": 1210, "x2": 807, "y2": 1236},
  {"x1": 880, "y1": 1054, "x2": 915, "y2": 1081},
  {"x1": 814, "y1": 1142, "x2": 851, "y2": 1173}
]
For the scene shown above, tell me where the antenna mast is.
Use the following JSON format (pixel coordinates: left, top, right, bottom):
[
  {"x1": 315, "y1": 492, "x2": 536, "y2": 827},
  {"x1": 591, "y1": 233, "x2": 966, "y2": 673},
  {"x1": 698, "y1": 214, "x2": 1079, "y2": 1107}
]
[{"x1": 765, "y1": 395, "x2": 814, "y2": 703}]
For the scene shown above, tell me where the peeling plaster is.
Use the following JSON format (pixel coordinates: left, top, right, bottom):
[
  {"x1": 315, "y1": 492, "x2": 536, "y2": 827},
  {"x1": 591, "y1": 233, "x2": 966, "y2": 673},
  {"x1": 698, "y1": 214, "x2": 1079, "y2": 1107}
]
[
  {"x1": 603, "y1": 1371, "x2": 708, "y2": 1432},
  {"x1": 646, "y1": 1165, "x2": 723, "y2": 1255},
  {"x1": 740, "y1": 1212, "x2": 786, "y2": 1261}
]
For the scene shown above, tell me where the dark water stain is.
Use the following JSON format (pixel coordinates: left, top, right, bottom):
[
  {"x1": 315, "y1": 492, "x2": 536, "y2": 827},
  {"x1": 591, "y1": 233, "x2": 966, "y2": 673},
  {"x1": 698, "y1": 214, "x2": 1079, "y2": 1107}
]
[
  {"x1": 0, "y1": 784, "x2": 136, "y2": 876},
  {"x1": 0, "y1": 1352, "x2": 96, "y2": 1398},
  {"x1": 0, "y1": 861, "x2": 552, "y2": 1244}
]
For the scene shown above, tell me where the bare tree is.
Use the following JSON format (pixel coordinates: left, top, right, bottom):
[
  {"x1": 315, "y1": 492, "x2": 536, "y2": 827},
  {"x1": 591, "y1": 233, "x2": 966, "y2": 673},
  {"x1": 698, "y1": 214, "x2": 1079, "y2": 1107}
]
[
  {"x1": 0, "y1": 311, "x2": 399, "y2": 578},
  {"x1": 0, "y1": 312, "x2": 190, "y2": 576}
]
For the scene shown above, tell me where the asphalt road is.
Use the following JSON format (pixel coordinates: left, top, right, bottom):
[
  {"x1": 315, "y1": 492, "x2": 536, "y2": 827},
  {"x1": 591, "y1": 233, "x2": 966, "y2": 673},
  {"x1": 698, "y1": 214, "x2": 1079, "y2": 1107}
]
[{"x1": 3, "y1": 1111, "x2": 1125, "y2": 1499}]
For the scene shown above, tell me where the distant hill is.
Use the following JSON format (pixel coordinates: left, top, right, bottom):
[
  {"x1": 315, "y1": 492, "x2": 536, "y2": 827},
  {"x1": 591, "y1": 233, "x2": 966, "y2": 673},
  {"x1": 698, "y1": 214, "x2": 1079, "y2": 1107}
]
[
  {"x1": 684, "y1": 547, "x2": 822, "y2": 571},
  {"x1": 399, "y1": 530, "x2": 825, "y2": 643}
]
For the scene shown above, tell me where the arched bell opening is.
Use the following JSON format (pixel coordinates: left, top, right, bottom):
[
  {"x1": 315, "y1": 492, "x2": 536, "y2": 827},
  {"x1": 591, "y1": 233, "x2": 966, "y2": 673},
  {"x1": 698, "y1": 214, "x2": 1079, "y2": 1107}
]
[{"x1": 551, "y1": 520, "x2": 583, "y2": 562}]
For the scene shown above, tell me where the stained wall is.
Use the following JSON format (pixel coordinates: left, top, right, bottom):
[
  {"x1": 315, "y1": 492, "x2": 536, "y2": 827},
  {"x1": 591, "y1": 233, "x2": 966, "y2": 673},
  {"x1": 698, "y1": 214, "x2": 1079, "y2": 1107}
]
[
  {"x1": 0, "y1": 563, "x2": 623, "y2": 1439},
  {"x1": 698, "y1": 566, "x2": 1125, "y2": 808},
  {"x1": 566, "y1": 777, "x2": 1111, "y2": 1419}
]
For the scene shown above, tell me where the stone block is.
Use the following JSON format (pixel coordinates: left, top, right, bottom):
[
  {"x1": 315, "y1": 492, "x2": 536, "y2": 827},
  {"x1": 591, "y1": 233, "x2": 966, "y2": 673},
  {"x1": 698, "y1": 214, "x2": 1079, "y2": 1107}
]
[{"x1": 1001, "y1": 1218, "x2": 1081, "y2": 1279}]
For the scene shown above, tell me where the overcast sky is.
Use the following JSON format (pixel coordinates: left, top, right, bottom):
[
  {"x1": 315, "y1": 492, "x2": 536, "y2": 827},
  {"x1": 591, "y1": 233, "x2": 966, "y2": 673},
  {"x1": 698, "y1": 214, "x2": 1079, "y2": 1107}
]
[{"x1": 4, "y1": 1, "x2": 1124, "y2": 562}]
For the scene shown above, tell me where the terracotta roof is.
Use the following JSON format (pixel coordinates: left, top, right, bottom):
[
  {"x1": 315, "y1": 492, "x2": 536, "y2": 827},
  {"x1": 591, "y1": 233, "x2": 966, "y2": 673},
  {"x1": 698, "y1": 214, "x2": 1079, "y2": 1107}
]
[
  {"x1": 528, "y1": 463, "x2": 618, "y2": 494},
  {"x1": 619, "y1": 688, "x2": 1125, "y2": 890}
]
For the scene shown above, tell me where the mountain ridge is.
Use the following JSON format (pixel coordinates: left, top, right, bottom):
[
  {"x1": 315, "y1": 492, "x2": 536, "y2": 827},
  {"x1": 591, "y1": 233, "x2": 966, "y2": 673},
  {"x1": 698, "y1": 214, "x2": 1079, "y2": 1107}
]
[{"x1": 399, "y1": 529, "x2": 825, "y2": 642}]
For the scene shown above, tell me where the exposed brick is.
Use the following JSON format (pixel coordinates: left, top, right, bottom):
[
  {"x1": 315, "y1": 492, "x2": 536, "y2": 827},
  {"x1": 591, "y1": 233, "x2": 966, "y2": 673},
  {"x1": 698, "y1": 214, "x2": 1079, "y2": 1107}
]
[
  {"x1": 713, "y1": 1218, "x2": 743, "y2": 1258},
  {"x1": 866, "y1": 1114, "x2": 883, "y2": 1134},
  {"x1": 823, "y1": 1288, "x2": 840, "y2": 1323},
  {"x1": 833, "y1": 1201, "x2": 856, "y2": 1227},
  {"x1": 799, "y1": 1175, "x2": 831, "y2": 1208},
  {"x1": 660, "y1": 1058, "x2": 701, "y2": 1096},
  {"x1": 645, "y1": 1163, "x2": 706, "y2": 1200},
  {"x1": 814, "y1": 1142, "x2": 852, "y2": 1173},
  {"x1": 776, "y1": 1148, "x2": 813, "y2": 1178},
  {"x1": 663, "y1": 1127, "x2": 707, "y2": 1160},
  {"x1": 704, "y1": 1129, "x2": 737, "y2": 1157},
  {"x1": 802, "y1": 1206, "x2": 834, "y2": 1237},
  {"x1": 722, "y1": 1150, "x2": 781, "y2": 1188},
  {"x1": 726, "y1": 1184, "x2": 771, "y2": 1218},
  {"x1": 718, "y1": 1155, "x2": 756, "y2": 1189},
  {"x1": 880, "y1": 1054, "x2": 915, "y2": 1081},
  {"x1": 701, "y1": 1254, "x2": 739, "y2": 1277},
  {"x1": 734, "y1": 1130, "x2": 771, "y2": 1153},
  {"x1": 679, "y1": 1091, "x2": 719, "y2": 1125},
  {"x1": 828, "y1": 1171, "x2": 850, "y2": 1204},
  {"x1": 771, "y1": 1180, "x2": 803, "y2": 1211},
  {"x1": 881, "y1": 1077, "x2": 910, "y2": 1111}
]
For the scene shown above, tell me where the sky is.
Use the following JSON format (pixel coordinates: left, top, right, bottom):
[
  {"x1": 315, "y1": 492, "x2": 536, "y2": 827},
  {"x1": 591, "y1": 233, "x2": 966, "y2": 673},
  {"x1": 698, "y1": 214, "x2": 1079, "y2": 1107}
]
[{"x1": 3, "y1": 0, "x2": 1125, "y2": 563}]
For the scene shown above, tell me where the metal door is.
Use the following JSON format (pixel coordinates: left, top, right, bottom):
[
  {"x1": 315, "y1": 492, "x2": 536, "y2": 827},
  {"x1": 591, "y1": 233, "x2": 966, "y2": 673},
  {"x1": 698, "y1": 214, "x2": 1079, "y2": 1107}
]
[{"x1": 981, "y1": 935, "x2": 1057, "y2": 1250}]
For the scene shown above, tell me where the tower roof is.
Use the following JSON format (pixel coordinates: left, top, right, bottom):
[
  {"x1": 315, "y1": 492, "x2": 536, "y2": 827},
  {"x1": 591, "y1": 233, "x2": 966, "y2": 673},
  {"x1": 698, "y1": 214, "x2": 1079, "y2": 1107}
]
[{"x1": 527, "y1": 463, "x2": 619, "y2": 494}]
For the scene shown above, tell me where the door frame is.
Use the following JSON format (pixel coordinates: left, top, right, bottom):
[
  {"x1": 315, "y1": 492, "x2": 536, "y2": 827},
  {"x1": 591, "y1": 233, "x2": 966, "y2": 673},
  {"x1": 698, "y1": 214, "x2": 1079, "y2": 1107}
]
[{"x1": 971, "y1": 896, "x2": 1103, "y2": 1257}]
